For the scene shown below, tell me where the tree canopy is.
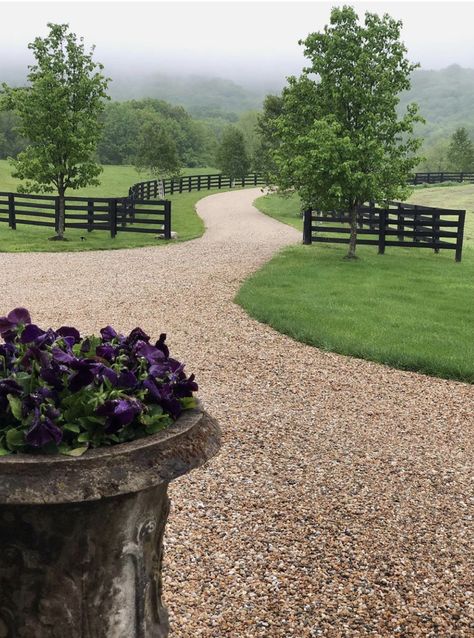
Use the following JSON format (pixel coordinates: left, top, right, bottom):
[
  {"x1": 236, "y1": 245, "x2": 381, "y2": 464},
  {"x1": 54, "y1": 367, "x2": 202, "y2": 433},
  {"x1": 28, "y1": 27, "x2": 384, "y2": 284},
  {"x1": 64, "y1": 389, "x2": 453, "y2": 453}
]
[
  {"x1": 447, "y1": 127, "x2": 474, "y2": 172},
  {"x1": 215, "y1": 126, "x2": 250, "y2": 180},
  {"x1": 266, "y1": 5, "x2": 423, "y2": 258},
  {"x1": 134, "y1": 116, "x2": 182, "y2": 178}
]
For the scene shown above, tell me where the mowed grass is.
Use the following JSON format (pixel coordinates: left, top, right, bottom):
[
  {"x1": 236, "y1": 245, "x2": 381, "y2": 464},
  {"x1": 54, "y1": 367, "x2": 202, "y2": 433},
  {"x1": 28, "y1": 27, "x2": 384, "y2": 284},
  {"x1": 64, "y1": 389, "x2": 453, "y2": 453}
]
[
  {"x1": 0, "y1": 161, "x2": 219, "y2": 252},
  {"x1": 237, "y1": 184, "x2": 474, "y2": 382}
]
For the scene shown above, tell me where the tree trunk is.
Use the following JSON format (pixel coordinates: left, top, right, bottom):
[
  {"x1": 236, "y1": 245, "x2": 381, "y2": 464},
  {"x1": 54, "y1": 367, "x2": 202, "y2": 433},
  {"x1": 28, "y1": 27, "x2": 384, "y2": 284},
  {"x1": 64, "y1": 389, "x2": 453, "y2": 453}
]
[
  {"x1": 345, "y1": 205, "x2": 358, "y2": 259},
  {"x1": 50, "y1": 182, "x2": 66, "y2": 241},
  {"x1": 57, "y1": 192, "x2": 65, "y2": 240}
]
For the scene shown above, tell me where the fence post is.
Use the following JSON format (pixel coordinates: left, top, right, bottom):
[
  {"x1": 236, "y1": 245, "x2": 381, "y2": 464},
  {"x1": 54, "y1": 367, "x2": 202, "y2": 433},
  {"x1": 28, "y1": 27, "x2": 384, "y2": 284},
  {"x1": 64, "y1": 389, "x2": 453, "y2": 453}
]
[
  {"x1": 207, "y1": 175, "x2": 211, "y2": 190},
  {"x1": 303, "y1": 209, "x2": 312, "y2": 245},
  {"x1": 179, "y1": 178, "x2": 183, "y2": 194},
  {"x1": 218, "y1": 174, "x2": 222, "y2": 190},
  {"x1": 87, "y1": 200, "x2": 94, "y2": 232},
  {"x1": 8, "y1": 193, "x2": 16, "y2": 230},
  {"x1": 378, "y1": 209, "x2": 387, "y2": 254},
  {"x1": 164, "y1": 201, "x2": 171, "y2": 240},
  {"x1": 109, "y1": 199, "x2": 117, "y2": 238},
  {"x1": 254, "y1": 173, "x2": 258, "y2": 186},
  {"x1": 433, "y1": 210, "x2": 440, "y2": 253},
  {"x1": 397, "y1": 203, "x2": 404, "y2": 241},
  {"x1": 198, "y1": 175, "x2": 201, "y2": 191},
  {"x1": 455, "y1": 210, "x2": 465, "y2": 262},
  {"x1": 188, "y1": 176, "x2": 192, "y2": 193},
  {"x1": 54, "y1": 197, "x2": 60, "y2": 233},
  {"x1": 460, "y1": 172, "x2": 464, "y2": 183},
  {"x1": 170, "y1": 179, "x2": 174, "y2": 195}
]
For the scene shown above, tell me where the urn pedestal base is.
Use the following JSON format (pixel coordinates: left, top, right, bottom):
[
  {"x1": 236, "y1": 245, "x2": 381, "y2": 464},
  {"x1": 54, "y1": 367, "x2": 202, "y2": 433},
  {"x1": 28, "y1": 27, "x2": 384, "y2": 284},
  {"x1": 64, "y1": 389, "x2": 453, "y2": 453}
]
[
  {"x1": 0, "y1": 485, "x2": 170, "y2": 637},
  {"x1": 0, "y1": 408, "x2": 221, "y2": 638}
]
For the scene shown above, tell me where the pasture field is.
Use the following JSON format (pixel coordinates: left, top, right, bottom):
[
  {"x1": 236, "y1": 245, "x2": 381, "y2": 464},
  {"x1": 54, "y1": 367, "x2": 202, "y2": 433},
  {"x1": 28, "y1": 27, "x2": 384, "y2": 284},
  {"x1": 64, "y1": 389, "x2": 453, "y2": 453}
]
[
  {"x1": 237, "y1": 184, "x2": 474, "y2": 382},
  {"x1": 0, "y1": 161, "x2": 218, "y2": 251}
]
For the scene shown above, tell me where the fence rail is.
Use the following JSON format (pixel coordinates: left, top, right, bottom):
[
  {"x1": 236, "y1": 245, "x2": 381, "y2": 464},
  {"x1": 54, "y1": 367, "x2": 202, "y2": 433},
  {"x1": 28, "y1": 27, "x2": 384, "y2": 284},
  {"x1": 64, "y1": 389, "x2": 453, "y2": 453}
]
[
  {"x1": 303, "y1": 201, "x2": 466, "y2": 261},
  {"x1": 0, "y1": 193, "x2": 171, "y2": 239},
  {"x1": 129, "y1": 173, "x2": 266, "y2": 200},
  {"x1": 409, "y1": 172, "x2": 474, "y2": 185}
]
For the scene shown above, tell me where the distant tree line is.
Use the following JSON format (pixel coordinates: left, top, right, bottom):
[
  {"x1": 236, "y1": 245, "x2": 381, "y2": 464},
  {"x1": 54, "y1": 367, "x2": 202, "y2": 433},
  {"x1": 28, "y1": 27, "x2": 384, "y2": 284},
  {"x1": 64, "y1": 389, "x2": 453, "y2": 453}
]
[
  {"x1": 418, "y1": 127, "x2": 474, "y2": 172},
  {"x1": 0, "y1": 93, "x2": 264, "y2": 176}
]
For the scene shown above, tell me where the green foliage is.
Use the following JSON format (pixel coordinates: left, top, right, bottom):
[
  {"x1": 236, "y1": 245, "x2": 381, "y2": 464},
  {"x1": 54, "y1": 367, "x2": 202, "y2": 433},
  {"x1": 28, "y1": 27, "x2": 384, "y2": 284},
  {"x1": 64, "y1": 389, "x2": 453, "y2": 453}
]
[
  {"x1": 0, "y1": 111, "x2": 27, "y2": 158},
  {"x1": 236, "y1": 111, "x2": 260, "y2": 169},
  {"x1": 2, "y1": 24, "x2": 109, "y2": 196},
  {"x1": 97, "y1": 98, "x2": 217, "y2": 168},
  {"x1": 254, "y1": 94, "x2": 283, "y2": 179},
  {"x1": 1, "y1": 23, "x2": 109, "y2": 239},
  {"x1": 447, "y1": 127, "x2": 474, "y2": 172},
  {"x1": 237, "y1": 187, "x2": 474, "y2": 383},
  {"x1": 215, "y1": 125, "x2": 250, "y2": 179},
  {"x1": 266, "y1": 6, "x2": 423, "y2": 257},
  {"x1": 134, "y1": 117, "x2": 181, "y2": 178}
]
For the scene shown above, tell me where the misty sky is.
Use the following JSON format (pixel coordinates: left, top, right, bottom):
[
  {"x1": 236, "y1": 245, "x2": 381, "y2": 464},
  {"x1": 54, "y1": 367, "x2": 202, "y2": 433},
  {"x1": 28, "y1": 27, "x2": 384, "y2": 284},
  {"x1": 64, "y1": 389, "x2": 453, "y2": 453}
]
[{"x1": 1, "y1": 1, "x2": 474, "y2": 87}]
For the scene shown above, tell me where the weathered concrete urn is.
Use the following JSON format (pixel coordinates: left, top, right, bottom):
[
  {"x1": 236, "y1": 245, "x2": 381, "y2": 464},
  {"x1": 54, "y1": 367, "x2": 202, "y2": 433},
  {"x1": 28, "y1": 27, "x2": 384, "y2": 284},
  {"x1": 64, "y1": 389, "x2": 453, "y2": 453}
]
[{"x1": 0, "y1": 406, "x2": 221, "y2": 638}]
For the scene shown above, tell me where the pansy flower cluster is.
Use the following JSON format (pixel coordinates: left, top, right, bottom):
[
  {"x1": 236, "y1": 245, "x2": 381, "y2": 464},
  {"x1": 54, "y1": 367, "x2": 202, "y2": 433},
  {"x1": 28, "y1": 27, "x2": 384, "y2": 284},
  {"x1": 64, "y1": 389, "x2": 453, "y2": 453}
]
[{"x1": 0, "y1": 308, "x2": 198, "y2": 456}]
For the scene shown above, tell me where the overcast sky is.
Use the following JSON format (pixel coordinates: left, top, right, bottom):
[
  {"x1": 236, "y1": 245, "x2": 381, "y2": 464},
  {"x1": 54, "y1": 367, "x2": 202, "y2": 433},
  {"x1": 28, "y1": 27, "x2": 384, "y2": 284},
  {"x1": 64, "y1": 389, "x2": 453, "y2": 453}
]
[{"x1": 1, "y1": 1, "x2": 474, "y2": 86}]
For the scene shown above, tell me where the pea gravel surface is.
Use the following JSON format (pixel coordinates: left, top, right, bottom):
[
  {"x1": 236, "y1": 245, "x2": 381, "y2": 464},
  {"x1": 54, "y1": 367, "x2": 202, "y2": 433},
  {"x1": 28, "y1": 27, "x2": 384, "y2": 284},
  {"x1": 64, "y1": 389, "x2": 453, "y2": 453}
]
[{"x1": 1, "y1": 188, "x2": 473, "y2": 637}]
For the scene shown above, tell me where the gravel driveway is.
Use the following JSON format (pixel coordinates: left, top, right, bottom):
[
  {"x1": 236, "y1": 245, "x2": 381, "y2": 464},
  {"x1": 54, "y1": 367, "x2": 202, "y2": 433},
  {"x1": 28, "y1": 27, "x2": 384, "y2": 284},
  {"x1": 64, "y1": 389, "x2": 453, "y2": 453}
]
[{"x1": 1, "y1": 188, "x2": 473, "y2": 637}]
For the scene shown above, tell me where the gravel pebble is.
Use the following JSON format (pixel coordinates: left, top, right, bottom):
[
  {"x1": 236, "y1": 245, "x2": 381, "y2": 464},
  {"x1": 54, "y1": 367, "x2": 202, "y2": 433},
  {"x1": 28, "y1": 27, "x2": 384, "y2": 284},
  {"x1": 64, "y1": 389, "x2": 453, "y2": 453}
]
[{"x1": 1, "y1": 188, "x2": 473, "y2": 637}]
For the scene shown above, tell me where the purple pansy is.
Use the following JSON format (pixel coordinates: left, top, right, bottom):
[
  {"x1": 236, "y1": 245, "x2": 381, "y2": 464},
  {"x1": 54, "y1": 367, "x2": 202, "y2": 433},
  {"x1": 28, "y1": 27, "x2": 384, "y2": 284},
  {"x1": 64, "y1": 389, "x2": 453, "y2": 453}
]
[
  {"x1": 96, "y1": 398, "x2": 142, "y2": 433},
  {"x1": 0, "y1": 310, "x2": 198, "y2": 454},
  {"x1": 25, "y1": 407, "x2": 63, "y2": 447},
  {"x1": 0, "y1": 307, "x2": 31, "y2": 342}
]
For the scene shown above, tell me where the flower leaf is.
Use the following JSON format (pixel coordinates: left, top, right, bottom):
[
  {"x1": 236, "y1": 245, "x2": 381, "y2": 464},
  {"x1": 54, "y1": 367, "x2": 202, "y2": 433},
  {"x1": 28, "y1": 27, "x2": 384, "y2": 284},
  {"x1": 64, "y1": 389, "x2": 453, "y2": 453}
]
[
  {"x1": 7, "y1": 394, "x2": 22, "y2": 421},
  {"x1": 6, "y1": 428, "x2": 25, "y2": 449},
  {"x1": 62, "y1": 446, "x2": 89, "y2": 457}
]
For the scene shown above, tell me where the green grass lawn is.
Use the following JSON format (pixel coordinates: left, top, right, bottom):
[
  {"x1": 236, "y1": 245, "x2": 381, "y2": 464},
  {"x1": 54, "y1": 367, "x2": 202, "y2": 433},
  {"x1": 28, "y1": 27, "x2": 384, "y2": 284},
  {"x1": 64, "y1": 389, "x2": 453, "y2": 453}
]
[
  {"x1": 0, "y1": 161, "x2": 219, "y2": 251},
  {"x1": 237, "y1": 184, "x2": 474, "y2": 382}
]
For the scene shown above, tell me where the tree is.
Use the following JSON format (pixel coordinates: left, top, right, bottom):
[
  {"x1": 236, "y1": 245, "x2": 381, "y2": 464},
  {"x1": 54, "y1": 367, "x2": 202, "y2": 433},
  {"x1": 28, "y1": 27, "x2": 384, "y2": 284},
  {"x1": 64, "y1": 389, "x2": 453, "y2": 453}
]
[
  {"x1": 267, "y1": 6, "x2": 423, "y2": 258},
  {"x1": 236, "y1": 111, "x2": 260, "y2": 169},
  {"x1": 134, "y1": 117, "x2": 181, "y2": 179},
  {"x1": 254, "y1": 94, "x2": 283, "y2": 180},
  {"x1": 215, "y1": 126, "x2": 250, "y2": 180},
  {"x1": 447, "y1": 127, "x2": 474, "y2": 172},
  {"x1": 1, "y1": 23, "x2": 109, "y2": 240},
  {"x1": 417, "y1": 138, "x2": 450, "y2": 172}
]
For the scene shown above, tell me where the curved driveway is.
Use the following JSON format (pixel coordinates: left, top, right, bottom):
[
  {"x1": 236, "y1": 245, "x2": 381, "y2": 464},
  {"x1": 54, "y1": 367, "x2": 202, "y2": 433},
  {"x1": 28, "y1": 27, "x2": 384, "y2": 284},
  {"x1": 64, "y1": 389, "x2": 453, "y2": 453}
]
[{"x1": 1, "y1": 188, "x2": 473, "y2": 637}]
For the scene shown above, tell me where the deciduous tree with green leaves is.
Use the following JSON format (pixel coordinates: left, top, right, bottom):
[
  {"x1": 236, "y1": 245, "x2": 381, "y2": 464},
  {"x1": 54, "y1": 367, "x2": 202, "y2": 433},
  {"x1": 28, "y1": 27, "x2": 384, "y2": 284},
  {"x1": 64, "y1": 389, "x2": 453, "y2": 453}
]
[
  {"x1": 269, "y1": 5, "x2": 423, "y2": 258},
  {"x1": 134, "y1": 117, "x2": 181, "y2": 179},
  {"x1": 1, "y1": 23, "x2": 109, "y2": 240},
  {"x1": 215, "y1": 126, "x2": 250, "y2": 181},
  {"x1": 447, "y1": 127, "x2": 474, "y2": 172}
]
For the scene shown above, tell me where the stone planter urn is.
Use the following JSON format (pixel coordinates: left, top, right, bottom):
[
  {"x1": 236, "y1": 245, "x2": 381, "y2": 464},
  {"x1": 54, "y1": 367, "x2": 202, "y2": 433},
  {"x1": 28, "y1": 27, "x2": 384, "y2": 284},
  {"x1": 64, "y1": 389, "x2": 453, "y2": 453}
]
[{"x1": 0, "y1": 406, "x2": 221, "y2": 638}]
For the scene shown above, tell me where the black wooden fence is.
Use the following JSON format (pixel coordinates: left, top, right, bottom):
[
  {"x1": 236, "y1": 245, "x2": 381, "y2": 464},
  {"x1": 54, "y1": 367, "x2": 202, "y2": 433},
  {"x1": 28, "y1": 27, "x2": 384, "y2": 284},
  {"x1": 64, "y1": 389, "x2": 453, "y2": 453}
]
[
  {"x1": 0, "y1": 193, "x2": 171, "y2": 239},
  {"x1": 409, "y1": 172, "x2": 474, "y2": 185},
  {"x1": 303, "y1": 201, "x2": 466, "y2": 261},
  {"x1": 129, "y1": 173, "x2": 266, "y2": 199}
]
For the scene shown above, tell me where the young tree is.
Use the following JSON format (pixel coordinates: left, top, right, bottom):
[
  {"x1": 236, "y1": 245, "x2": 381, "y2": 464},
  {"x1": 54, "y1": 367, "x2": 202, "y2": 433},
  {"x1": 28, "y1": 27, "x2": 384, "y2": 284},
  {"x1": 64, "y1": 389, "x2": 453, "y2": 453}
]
[
  {"x1": 254, "y1": 94, "x2": 283, "y2": 180},
  {"x1": 215, "y1": 126, "x2": 250, "y2": 181},
  {"x1": 447, "y1": 127, "x2": 474, "y2": 172},
  {"x1": 1, "y1": 23, "x2": 109, "y2": 240},
  {"x1": 134, "y1": 118, "x2": 181, "y2": 178},
  {"x1": 236, "y1": 110, "x2": 260, "y2": 169},
  {"x1": 268, "y1": 6, "x2": 423, "y2": 259}
]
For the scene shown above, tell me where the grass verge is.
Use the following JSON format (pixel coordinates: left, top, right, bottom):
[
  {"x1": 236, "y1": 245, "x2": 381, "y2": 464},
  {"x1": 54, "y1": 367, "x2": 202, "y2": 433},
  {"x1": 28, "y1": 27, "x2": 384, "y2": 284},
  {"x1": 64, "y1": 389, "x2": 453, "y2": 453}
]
[{"x1": 236, "y1": 184, "x2": 474, "y2": 382}]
